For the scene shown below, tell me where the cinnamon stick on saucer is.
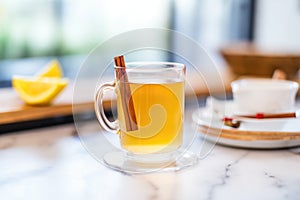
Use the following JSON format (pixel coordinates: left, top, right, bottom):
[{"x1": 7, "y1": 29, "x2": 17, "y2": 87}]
[
  {"x1": 114, "y1": 55, "x2": 138, "y2": 131},
  {"x1": 236, "y1": 112, "x2": 297, "y2": 119}
]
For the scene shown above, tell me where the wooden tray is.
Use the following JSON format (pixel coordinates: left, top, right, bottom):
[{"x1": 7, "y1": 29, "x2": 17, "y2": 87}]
[{"x1": 198, "y1": 124, "x2": 300, "y2": 141}]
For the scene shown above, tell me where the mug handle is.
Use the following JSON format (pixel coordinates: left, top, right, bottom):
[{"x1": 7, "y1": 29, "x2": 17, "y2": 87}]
[{"x1": 94, "y1": 81, "x2": 119, "y2": 134}]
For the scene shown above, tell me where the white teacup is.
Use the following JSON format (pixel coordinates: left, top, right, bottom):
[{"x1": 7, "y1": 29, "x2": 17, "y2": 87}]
[{"x1": 231, "y1": 78, "x2": 299, "y2": 114}]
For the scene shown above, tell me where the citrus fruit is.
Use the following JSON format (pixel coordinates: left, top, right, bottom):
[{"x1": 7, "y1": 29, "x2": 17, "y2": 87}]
[
  {"x1": 36, "y1": 59, "x2": 63, "y2": 78},
  {"x1": 12, "y1": 76, "x2": 68, "y2": 105}
]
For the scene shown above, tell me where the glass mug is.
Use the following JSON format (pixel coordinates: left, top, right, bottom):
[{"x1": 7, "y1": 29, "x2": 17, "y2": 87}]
[{"x1": 95, "y1": 62, "x2": 185, "y2": 159}]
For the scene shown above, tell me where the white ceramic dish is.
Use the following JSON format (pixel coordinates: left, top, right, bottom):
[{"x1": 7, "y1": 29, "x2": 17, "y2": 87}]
[{"x1": 192, "y1": 106, "x2": 300, "y2": 149}]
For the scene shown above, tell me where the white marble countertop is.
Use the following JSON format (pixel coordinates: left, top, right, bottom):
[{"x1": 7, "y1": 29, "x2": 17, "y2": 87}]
[{"x1": 1, "y1": 117, "x2": 300, "y2": 200}]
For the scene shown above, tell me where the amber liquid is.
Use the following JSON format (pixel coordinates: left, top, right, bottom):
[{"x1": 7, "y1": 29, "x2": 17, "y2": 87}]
[{"x1": 117, "y1": 80, "x2": 184, "y2": 154}]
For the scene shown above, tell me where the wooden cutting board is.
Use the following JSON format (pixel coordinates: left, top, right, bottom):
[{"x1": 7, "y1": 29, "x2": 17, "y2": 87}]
[
  {"x1": 0, "y1": 70, "x2": 234, "y2": 125},
  {"x1": 0, "y1": 84, "x2": 94, "y2": 125}
]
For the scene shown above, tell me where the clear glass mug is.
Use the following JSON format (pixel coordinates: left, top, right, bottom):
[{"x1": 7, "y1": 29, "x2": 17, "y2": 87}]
[{"x1": 95, "y1": 62, "x2": 185, "y2": 159}]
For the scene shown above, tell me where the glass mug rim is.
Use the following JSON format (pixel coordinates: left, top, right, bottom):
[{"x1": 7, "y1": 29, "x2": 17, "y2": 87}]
[{"x1": 114, "y1": 61, "x2": 185, "y2": 71}]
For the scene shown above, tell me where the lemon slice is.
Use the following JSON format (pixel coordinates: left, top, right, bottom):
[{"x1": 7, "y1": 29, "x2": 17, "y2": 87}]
[
  {"x1": 12, "y1": 76, "x2": 68, "y2": 105},
  {"x1": 36, "y1": 59, "x2": 63, "y2": 78}
]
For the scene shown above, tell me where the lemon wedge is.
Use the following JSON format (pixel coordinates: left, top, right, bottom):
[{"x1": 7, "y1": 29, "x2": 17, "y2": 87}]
[
  {"x1": 36, "y1": 59, "x2": 63, "y2": 78},
  {"x1": 12, "y1": 76, "x2": 68, "y2": 105}
]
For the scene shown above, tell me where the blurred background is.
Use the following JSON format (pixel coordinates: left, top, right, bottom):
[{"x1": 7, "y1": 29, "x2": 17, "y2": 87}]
[{"x1": 1, "y1": 0, "x2": 300, "y2": 87}]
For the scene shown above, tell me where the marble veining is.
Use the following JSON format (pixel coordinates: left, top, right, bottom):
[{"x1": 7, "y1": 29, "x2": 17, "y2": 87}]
[
  {"x1": 206, "y1": 152, "x2": 249, "y2": 200},
  {"x1": 264, "y1": 172, "x2": 285, "y2": 188},
  {"x1": 0, "y1": 122, "x2": 300, "y2": 200}
]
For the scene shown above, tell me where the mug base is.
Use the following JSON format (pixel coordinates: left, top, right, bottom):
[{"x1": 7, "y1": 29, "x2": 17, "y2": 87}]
[{"x1": 102, "y1": 150, "x2": 198, "y2": 174}]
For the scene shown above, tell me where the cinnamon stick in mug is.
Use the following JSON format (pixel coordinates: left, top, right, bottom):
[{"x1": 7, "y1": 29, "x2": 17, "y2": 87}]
[{"x1": 114, "y1": 55, "x2": 138, "y2": 131}]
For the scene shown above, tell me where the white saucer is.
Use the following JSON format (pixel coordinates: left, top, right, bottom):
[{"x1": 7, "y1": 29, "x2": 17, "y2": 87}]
[{"x1": 192, "y1": 107, "x2": 300, "y2": 149}]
